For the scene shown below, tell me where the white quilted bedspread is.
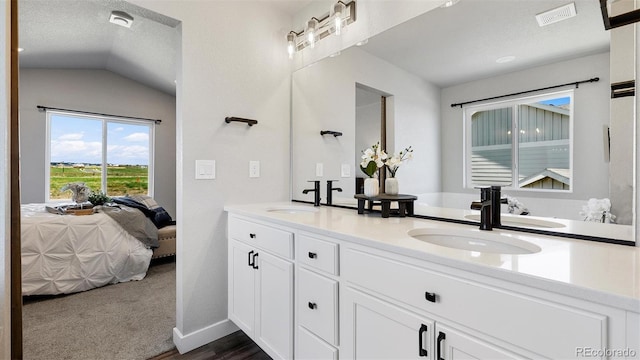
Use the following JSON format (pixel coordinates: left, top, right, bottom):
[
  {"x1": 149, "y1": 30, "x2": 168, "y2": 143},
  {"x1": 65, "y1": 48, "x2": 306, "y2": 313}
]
[{"x1": 21, "y1": 203, "x2": 153, "y2": 296}]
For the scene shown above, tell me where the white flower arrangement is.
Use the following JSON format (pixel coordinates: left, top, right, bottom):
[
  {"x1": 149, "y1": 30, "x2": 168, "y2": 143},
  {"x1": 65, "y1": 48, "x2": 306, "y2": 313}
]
[
  {"x1": 385, "y1": 146, "x2": 413, "y2": 178},
  {"x1": 360, "y1": 142, "x2": 387, "y2": 178}
]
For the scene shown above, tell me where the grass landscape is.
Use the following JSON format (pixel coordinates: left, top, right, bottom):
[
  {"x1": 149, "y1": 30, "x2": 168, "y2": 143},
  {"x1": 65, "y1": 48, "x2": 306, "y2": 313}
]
[{"x1": 50, "y1": 165, "x2": 148, "y2": 199}]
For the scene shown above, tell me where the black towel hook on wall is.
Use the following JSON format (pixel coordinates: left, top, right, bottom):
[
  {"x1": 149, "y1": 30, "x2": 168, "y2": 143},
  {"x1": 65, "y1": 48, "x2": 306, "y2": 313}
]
[
  {"x1": 320, "y1": 130, "x2": 343, "y2": 137},
  {"x1": 225, "y1": 117, "x2": 258, "y2": 126}
]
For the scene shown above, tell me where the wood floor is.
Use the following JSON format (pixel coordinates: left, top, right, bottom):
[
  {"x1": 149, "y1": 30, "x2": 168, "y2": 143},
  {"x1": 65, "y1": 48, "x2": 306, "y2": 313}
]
[{"x1": 149, "y1": 331, "x2": 271, "y2": 360}]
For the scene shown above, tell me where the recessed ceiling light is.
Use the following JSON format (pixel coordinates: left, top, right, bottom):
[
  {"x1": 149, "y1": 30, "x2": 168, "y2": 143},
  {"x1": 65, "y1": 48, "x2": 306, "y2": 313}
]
[
  {"x1": 109, "y1": 11, "x2": 134, "y2": 28},
  {"x1": 440, "y1": 0, "x2": 460, "y2": 8},
  {"x1": 496, "y1": 55, "x2": 516, "y2": 64},
  {"x1": 355, "y1": 39, "x2": 369, "y2": 46}
]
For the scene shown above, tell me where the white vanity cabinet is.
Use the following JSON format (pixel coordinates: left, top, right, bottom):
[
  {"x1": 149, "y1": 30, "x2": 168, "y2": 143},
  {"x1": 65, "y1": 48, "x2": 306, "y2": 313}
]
[
  {"x1": 226, "y1": 206, "x2": 640, "y2": 360},
  {"x1": 340, "y1": 246, "x2": 629, "y2": 359},
  {"x1": 227, "y1": 215, "x2": 294, "y2": 360},
  {"x1": 295, "y1": 233, "x2": 340, "y2": 360}
]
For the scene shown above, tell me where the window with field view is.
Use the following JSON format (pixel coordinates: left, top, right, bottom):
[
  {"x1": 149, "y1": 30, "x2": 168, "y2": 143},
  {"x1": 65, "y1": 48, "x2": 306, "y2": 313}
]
[{"x1": 47, "y1": 111, "x2": 154, "y2": 200}]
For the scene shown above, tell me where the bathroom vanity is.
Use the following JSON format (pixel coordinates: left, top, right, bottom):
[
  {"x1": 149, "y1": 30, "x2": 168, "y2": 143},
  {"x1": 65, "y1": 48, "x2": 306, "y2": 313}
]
[{"x1": 226, "y1": 203, "x2": 640, "y2": 359}]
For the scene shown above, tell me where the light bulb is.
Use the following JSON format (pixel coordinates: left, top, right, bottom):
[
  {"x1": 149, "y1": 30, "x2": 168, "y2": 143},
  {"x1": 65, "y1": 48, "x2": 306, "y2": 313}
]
[
  {"x1": 287, "y1": 32, "x2": 296, "y2": 59},
  {"x1": 306, "y1": 18, "x2": 318, "y2": 49},
  {"x1": 332, "y1": 2, "x2": 346, "y2": 36}
]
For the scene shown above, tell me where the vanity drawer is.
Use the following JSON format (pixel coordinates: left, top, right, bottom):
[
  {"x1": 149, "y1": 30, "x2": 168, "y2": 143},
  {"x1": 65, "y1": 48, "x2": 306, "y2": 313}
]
[
  {"x1": 297, "y1": 267, "x2": 338, "y2": 345},
  {"x1": 342, "y1": 247, "x2": 607, "y2": 358},
  {"x1": 296, "y1": 326, "x2": 338, "y2": 360},
  {"x1": 297, "y1": 233, "x2": 339, "y2": 275},
  {"x1": 228, "y1": 216, "x2": 293, "y2": 259}
]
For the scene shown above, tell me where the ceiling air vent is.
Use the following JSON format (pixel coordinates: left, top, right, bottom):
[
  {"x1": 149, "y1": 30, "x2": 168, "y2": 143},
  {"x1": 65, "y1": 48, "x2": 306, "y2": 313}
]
[{"x1": 535, "y1": 2, "x2": 577, "y2": 27}]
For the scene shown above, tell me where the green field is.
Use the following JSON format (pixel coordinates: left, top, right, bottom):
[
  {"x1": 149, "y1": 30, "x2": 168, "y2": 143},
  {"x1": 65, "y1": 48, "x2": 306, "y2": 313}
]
[{"x1": 50, "y1": 165, "x2": 148, "y2": 199}]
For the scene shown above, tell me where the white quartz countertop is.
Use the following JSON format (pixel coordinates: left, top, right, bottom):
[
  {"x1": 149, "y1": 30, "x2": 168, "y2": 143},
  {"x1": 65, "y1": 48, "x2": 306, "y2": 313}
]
[{"x1": 225, "y1": 202, "x2": 640, "y2": 312}]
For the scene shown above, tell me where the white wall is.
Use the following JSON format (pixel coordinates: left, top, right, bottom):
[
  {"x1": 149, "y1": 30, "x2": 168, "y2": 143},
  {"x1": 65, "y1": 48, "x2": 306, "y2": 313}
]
[
  {"x1": 441, "y1": 52, "x2": 611, "y2": 206},
  {"x1": 18, "y1": 69, "x2": 177, "y2": 217},
  {"x1": 0, "y1": 1, "x2": 11, "y2": 357},
  {"x1": 129, "y1": 0, "x2": 292, "y2": 352},
  {"x1": 292, "y1": 46, "x2": 440, "y2": 203}
]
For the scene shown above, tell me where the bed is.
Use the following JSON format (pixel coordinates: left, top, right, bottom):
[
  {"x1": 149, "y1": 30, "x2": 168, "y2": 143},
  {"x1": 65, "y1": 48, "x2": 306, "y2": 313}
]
[{"x1": 21, "y1": 201, "x2": 176, "y2": 296}]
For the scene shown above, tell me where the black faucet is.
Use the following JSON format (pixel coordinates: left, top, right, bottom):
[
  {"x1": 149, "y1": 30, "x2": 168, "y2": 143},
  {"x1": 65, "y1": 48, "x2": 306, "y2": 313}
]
[
  {"x1": 326, "y1": 180, "x2": 342, "y2": 205},
  {"x1": 302, "y1": 180, "x2": 321, "y2": 206},
  {"x1": 490, "y1": 185, "x2": 508, "y2": 227},
  {"x1": 470, "y1": 187, "x2": 492, "y2": 230}
]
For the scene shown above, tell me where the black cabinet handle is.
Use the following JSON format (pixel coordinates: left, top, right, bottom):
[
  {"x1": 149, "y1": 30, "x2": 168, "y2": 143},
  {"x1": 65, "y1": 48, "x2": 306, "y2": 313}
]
[
  {"x1": 308, "y1": 252, "x2": 317, "y2": 259},
  {"x1": 308, "y1": 302, "x2": 317, "y2": 310},
  {"x1": 418, "y1": 324, "x2": 428, "y2": 357},
  {"x1": 252, "y1": 252, "x2": 259, "y2": 269},
  {"x1": 425, "y1": 291, "x2": 437, "y2": 303},
  {"x1": 248, "y1": 250, "x2": 255, "y2": 267},
  {"x1": 249, "y1": 233, "x2": 256, "y2": 239},
  {"x1": 437, "y1": 331, "x2": 446, "y2": 360}
]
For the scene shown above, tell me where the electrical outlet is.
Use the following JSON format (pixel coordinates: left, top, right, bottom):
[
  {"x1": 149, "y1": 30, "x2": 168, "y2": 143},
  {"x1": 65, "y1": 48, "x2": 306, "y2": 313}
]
[
  {"x1": 341, "y1": 164, "x2": 351, "y2": 177},
  {"x1": 316, "y1": 163, "x2": 324, "y2": 177},
  {"x1": 249, "y1": 160, "x2": 260, "y2": 178}
]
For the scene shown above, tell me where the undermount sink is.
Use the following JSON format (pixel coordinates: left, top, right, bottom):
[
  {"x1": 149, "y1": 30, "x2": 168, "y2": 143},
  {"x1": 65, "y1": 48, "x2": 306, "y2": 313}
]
[
  {"x1": 464, "y1": 214, "x2": 565, "y2": 229},
  {"x1": 407, "y1": 228, "x2": 541, "y2": 254},
  {"x1": 266, "y1": 205, "x2": 319, "y2": 214}
]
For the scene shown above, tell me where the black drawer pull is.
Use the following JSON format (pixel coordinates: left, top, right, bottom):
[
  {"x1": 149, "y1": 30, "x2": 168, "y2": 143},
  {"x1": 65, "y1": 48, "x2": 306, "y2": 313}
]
[
  {"x1": 308, "y1": 252, "x2": 317, "y2": 259},
  {"x1": 418, "y1": 324, "x2": 428, "y2": 357},
  {"x1": 437, "y1": 331, "x2": 446, "y2": 360},
  {"x1": 425, "y1": 291, "x2": 437, "y2": 303},
  {"x1": 248, "y1": 250, "x2": 254, "y2": 267},
  {"x1": 308, "y1": 302, "x2": 317, "y2": 310},
  {"x1": 249, "y1": 233, "x2": 256, "y2": 238},
  {"x1": 252, "y1": 252, "x2": 259, "y2": 269}
]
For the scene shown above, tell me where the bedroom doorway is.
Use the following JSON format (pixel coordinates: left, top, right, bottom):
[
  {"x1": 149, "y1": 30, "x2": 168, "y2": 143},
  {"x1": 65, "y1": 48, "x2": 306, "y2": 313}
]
[{"x1": 13, "y1": 0, "x2": 180, "y2": 358}]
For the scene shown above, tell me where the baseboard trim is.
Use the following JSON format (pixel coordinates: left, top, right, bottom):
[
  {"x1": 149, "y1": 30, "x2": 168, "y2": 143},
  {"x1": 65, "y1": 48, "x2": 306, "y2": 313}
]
[{"x1": 172, "y1": 319, "x2": 239, "y2": 354}]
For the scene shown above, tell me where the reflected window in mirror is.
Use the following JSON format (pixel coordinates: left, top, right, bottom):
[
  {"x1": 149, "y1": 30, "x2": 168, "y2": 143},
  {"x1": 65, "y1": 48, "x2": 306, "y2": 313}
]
[{"x1": 465, "y1": 91, "x2": 573, "y2": 191}]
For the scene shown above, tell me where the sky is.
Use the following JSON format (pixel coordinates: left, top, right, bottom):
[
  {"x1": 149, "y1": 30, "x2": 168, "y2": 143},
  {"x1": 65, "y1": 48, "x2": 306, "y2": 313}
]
[
  {"x1": 538, "y1": 96, "x2": 570, "y2": 107},
  {"x1": 49, "y1": 114, "x2": 150, "y2": 165}
]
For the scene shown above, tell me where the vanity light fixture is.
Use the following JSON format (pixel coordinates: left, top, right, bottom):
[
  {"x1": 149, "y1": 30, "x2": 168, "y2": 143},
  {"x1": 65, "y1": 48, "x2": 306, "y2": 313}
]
[
  {"x1": 600, "y1": 0, "x2": 640, "y2": 29},
  {"x1": 109, "y1": 10, "x2": 134, "y2": 28},
  {"x1": 286, "y1": 1, "x2": 356, "y2": 58}
]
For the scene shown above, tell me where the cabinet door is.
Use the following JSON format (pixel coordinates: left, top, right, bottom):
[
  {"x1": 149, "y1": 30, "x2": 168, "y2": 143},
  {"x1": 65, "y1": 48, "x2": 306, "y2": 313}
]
[
  {"x1": 434, "y1": 324, "x2": 523, "y2": 360},
  {"x1": 255, "y1": 250, "x2": 294, "y2": 360},
  {"x1": 341, "y1": 287, "x2": 434, "y2": 360},
  {"x1": 228, "y1": 240, "x2": 256, "y2": 336}
]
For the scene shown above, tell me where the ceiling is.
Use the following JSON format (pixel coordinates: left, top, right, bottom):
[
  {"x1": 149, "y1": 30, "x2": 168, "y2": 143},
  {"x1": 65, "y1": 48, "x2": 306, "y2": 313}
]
[
  {"x1": 19, "y1": 0, "x2": 180, "y2": 95},
  {"x1": 18, "y1": 0, "x2": 610, "y2": 94},
  {"x1": 359, "y1": 0, "x2": 610, "y2": 88}
]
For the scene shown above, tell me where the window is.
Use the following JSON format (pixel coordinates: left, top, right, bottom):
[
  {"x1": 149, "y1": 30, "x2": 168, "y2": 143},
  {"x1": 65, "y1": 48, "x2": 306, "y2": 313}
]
[
  {"x1": 464, "y1": 91, "x2": 573, "y2": 191},
  {"x1": 46, "y1": 110, "x2": 154, "y2": 200}
]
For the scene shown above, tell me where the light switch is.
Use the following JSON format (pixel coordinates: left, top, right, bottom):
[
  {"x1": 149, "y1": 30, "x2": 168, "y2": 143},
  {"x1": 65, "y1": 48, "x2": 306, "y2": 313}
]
[
  {"x1": 316, "y1": 163, "x2": 324, "y2": 177},
  {"x1": 341, "y1": 164, "x2": 351, "y2": 177},
  {"x1": 195, "y1": 160, "x2": 215, "y2": 180},
  {"x1": 249, "y1": 160, "x2": 260, "y2": 178}
]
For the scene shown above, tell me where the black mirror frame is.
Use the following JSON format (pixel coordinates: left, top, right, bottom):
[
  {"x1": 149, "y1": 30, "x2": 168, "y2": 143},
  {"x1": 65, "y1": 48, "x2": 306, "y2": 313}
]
[{"x1": 600, "y1": 0, "x2": 640, "y2": 30}]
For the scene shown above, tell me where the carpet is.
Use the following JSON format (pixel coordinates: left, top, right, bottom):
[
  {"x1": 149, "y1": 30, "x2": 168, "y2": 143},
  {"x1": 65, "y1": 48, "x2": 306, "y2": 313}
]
[{"x1": 23, "y1": 259, "x2": 176, "y2": 360}]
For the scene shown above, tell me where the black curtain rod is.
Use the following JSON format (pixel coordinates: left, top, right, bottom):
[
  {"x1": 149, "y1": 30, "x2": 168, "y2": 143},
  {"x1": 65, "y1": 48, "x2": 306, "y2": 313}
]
[
  {"x1": 450, "y1": 77, "x2": 600, "y2": 108},
  {"x1": 36, "y1": 105, "x2": 162, "y2": 124}
]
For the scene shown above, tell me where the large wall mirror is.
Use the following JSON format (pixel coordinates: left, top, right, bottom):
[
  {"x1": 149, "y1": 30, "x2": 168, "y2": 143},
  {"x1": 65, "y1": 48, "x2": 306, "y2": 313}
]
[{"x1": 292, "y1": 0, "x2": 634, "y2": 243}]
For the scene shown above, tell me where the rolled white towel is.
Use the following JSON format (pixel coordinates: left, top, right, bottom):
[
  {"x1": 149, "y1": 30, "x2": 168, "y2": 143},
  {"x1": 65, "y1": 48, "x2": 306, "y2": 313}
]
[
  {"x1": 506, "y1": 195, "x2": 529, "y2": 215},
  {"x1": 579, "y1": 198, "x2": 616, "y2": 223}
]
